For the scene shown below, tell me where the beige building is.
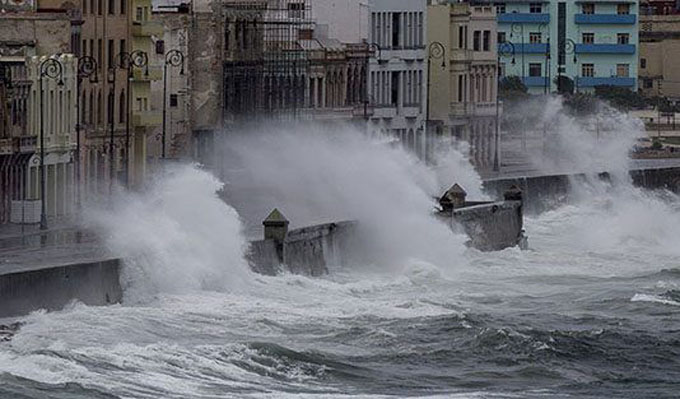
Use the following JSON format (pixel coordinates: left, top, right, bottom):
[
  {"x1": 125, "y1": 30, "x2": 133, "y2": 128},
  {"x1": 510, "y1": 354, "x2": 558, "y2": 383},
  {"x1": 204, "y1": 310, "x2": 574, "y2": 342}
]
[
  {"x1": 639, "y1": 8, "x2": 680, "y2": 99},
  {"x1": 427, "y1": 1, "x2": 500, "y2": 172},
  {"x1": 149, "y1": 2, "x2": 191, "y2": 161}
]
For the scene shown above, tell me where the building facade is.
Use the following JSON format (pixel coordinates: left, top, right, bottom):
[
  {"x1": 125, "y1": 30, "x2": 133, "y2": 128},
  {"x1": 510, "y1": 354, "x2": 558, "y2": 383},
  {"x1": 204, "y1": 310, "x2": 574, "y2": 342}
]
[
  {"x1": 494, "y1": 0, "x2": 639, "y2": 93},
  {"x1": 368, "y1": 0, "x2": 428, "y2": 157},
  {"x1": 639, "y1": 0, "x2": 680, "y2": 98},
  {"x1": 428, "y1": 1, "x2": 500, "y2": 172}
]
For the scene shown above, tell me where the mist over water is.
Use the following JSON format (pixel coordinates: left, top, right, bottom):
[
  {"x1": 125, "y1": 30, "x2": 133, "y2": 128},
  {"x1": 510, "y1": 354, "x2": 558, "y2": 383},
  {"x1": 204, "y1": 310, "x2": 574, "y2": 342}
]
[
  {"x1": 1, "y1": 109, "x2": 680, "y2": 398},
  {"x1": 220, "y1": 123, "x2": 471, "y2": 270}
]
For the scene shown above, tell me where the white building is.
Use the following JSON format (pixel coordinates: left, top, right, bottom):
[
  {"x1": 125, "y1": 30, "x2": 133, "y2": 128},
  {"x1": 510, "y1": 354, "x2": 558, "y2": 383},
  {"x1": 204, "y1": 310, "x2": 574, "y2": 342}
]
[
  {"x1": 23, "y1": 54, "x2": 77, "y2": 222},
  {"x1": 312, "y1": 0, "x2": 428, "y2": 158}
]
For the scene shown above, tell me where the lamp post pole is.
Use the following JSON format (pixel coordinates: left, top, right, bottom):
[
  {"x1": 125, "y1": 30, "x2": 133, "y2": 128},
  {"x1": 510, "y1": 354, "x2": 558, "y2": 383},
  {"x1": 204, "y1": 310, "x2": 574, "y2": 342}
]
[
  {"x1": 495, "y1": 41, "x2": 515, "y2": 173},
  {"x1": 38, "y1": 57, "x2": 64, "y2": 230},
  {"x1": 75, "y1": 56, "x2": 97, "y2": 211},
  {"x1": 426, "y1": 41, "x2": 446, "y2": 160},
  {"x1": 363, "y1": 43, "x2": 381, "y2": 124},
  {"x1": 107, "y1": 67, "x2": 116, "y2": 195},
  {"x1": 162, "y1": 49, "x2": 185, "y2": 159},
  {"x1": 511, "y1": 23, "x2": 525, "y2": 83}
]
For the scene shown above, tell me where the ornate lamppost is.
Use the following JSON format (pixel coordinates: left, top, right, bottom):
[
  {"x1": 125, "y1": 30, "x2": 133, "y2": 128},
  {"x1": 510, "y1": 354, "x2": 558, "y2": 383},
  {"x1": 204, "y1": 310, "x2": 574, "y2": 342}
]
[
  {"x1": 111, "y1": 50, "x2": 148, "y2": 188},
  {"x1": 162, "y1": 49, "x2": 184, "y2": 159},
  {"x1": 75, "y1": 56, "x2": 98, "y2": 210},
  {"x1": 495, "y1": 41, "x2": 516, "y2": 173},
  {"x1": 426, "y1": 41, "x2": 446, "y2": 149},
  {"x1": 363, "y1": 42, "x2": 381, "y2": 123},
  {"x1": 557, "y1": 38, "x2": 577, "y2": 93},
  {"x1": 38, "y1": 57, "x2": 64, "y2": 230},
  {"x1": 510, "y1": 23, "x2": 525, "y2": 82}
]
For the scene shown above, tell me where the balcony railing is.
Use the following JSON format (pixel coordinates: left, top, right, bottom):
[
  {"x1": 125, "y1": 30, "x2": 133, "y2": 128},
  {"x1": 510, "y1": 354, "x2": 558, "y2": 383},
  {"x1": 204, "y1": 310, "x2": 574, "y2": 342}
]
[
  {"x1": 502, "y1": 43, "x2": 550, "y2": 54},
  {"x1": 133, "y1": 65, "x2": 163, "y2": 82},
  {"x1": 576, "y1": 76, "x2": 636, "y2": 87},
  {"x1": 132, "y1": 110, "x2": 162, "y2": 127},
  {"x1": 497, "y1": 13, "x2": 550, "y2": 24},
  {"x1": 523, "y1": 76, "x2": 549, "y2": 87},
  {"x1": 574, "y1": 14, "x2": 637, "y2": 24},
  {"x1": 0, "y1": 138, "x2": 19, "y2": 155},
  {"x1": 131, "y1": 21, "x2": 164, "y2": 37},
  {"x1": 574, "y1": 44, "x2": 636, "y2": 54}
]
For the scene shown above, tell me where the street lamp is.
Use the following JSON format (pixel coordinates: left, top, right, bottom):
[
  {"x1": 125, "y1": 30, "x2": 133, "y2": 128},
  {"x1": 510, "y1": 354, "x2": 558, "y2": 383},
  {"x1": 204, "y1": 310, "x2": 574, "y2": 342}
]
[
  {"x1": 162, "y1": 49, "x2": 185, "y2": 159},
  {"x1": 510, "y1": 23, "x2": 525, "y2": 82},
  {"x1": 426, "y1": 41, "x2": 446, "y2": 154},
  {"x1": 558, "y1": 38, "x2": 577, "y2": 93},
  {"x1": 363, "y1": 42, "x2": 381, "y2": 123},
  {"x1": 538, "y1": 23, "x2": 550, "y2": 94},
  {"x1": 38, "y1": 57, "x2": 64, "y2": 230},
  {"x1": 75, "y1": 56, "x2": 98, "y2": 210},
  {"x1": 112, "y1": 50, "x2": 148, "y2": 188},
  {"x1": 495, "y1": 41, "x2": 516, "y2": 173}
]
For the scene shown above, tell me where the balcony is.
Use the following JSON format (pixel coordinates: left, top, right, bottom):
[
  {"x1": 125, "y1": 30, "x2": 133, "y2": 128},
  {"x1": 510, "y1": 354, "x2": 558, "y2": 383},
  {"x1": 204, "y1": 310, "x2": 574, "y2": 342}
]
[
  {"x1": 132, "y1": 65, "x2": 163, "y2": 82},
  {"x1": 576, "y1": 77, "x2": 636, "y2": 87},
  {"x1": 504, "y1": 43, "x2": 550, "y2": 54},
  {"x1": 523, "y1": 76, "x2": 549, "y2": 87},
  {"x1": 0, "y1": 138, "x2": 19, "y2": 155},
  {"x1": 471, "y1": 102, "x2": 498, "y2": 117},
  {"x1": 131, "y1": 21, "x2": 164, "y2": 37},
  {"x1": 373, "y1": 106, "x2": 397, "y2": 119},
  {"x1": 132, "y1": 110, "x2": 162, "y2": 127},
  {"x1": 497, "y1": 13, "x2": 550, "y2": 24},
  {"x1": 574, "y1": 14, "x2": 637, "y2": 24},
  {"x1": 574, "y1": 44, "x2": 636, "y2": 54},
  {"x1": 450, "y1": 102, "x2": 472, "y2": 118}
]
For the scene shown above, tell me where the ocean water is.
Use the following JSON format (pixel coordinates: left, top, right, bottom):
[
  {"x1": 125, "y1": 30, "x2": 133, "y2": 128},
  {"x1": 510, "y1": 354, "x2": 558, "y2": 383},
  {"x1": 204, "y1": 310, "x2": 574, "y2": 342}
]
[{"x1": 1, "y1": 122, "x2": 679, "y2": 398}]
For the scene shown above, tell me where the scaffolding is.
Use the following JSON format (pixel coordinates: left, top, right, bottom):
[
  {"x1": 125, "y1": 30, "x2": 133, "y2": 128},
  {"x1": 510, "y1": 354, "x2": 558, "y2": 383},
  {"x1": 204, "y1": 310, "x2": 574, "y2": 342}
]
[{"x1": 222, "y1": 0, "x2": 312, "y2": 123}]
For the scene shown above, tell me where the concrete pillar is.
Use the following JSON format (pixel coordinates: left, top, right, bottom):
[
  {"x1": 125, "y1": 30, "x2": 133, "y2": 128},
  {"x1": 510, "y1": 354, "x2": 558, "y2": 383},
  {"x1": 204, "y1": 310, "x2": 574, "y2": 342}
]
[{"x1": 263, "y1": 208, "x2": 289, "y2": 264}]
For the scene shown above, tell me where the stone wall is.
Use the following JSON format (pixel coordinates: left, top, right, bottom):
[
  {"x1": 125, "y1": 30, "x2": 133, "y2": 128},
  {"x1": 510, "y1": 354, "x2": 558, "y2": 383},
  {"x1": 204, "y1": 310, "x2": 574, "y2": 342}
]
[
  {"x1": 449, "y1": 201, "x2": 524, "y2": 251},
  {"x1": 484, "y1": 167, "x2": 680, "y2": 213},
  {"x1": 247, "y1": 221, "x2": 359, "y2": 277},
  {"x1": 0, "y1": 259, "x2": 122, "y2": 318}
]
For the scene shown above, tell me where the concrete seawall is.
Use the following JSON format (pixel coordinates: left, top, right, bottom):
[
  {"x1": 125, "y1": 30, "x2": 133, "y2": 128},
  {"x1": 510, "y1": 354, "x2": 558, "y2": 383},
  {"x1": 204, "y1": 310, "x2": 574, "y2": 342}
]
[
  {"x1": 248, "y1": 215, "x2": 358, "y2": 276},
  {"x1": 483, "y1": 166, "x2": 680, "y2": 213},
  {"x1": 0, "y1": 259, "x2": 122, "y2": 318}
]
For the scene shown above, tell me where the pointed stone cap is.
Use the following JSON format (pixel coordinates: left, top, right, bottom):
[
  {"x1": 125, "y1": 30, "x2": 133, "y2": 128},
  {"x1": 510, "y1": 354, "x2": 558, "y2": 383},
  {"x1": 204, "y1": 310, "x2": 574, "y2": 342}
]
[
  {"x1": 439, "y1": 183, "x2": 467, "y2": 211},
  {"x1": 263, "y1": 208, "x2": 289, "y2": 226},
  {"x1": 503, "y1": 185, "x2": 523, "y2": 201}
]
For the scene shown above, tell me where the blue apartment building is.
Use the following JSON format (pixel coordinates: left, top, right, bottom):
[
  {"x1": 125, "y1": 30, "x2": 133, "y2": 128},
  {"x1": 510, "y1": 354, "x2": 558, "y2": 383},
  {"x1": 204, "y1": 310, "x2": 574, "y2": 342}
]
[{"x1": 494, "y1": 0, "x2": 639, "y2": 93}]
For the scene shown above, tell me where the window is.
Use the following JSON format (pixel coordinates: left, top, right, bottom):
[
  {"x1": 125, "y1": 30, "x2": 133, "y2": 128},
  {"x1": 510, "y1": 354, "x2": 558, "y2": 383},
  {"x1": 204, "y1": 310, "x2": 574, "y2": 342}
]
[
  {"x1": 641, "y1": 58, "x2": 647, "y2": 68},
  {"x1": 459, "y1": 26, "x2": 464, "y2": 48},
  {"x1": 98, "y1": 0, "x2": 102, "y2": 15},
  {"x1": 391, "y1": 71, "x2": 399, "y2": 106},
  {"x1": 119, "y1": 91, "x2": 125, "y2": 123},
  {"x1": 499, "y1": 62, "x2": 506, "y2": 77},
  {"x1": 582, "y1": 63, "x2": 594, "y2": 77},
  {"x1": 120, "y1": 0, "x2": 125, "y2": 14},
  {"x1": 392, "y1": 12, "x2": 401, "y2": 48},
  {"x1": 582, "y1": 3, "x2": 594, "y2": 14},
  {"x1": 136, "y1": 6, "x2": 143, "y2": 22},
  {"x1": 170, "y1": 94, "x2": 178, "y2": 107},
  {"x1": 644, "y1": 78, "x2": 653, "y2": 88},
  {"x1": 83, "y1": 0, "x2": 87, "y2": 14},
  {"x1": 495, "y1": 2, "x2": 506, "y2": 13},
  {"x1": 498, "y1": 31, "x2": 506, "y2": 44},
  {"x1": 617, "y1": 33, "x2": 630, "y2": 44},
  {"x1": 473, "y1": 30, "x2": 481, "y2": 51},
  {"x1": 616, "y1": 63, "x2": 629, "y2": 77},
  {"x1": 458, "y1": 75, "x2": 463, "y2": 102},
  {"x1": 98, "y1": 39, "x2": 102, "y2": 70},
  {"x1": 617, "y1": 4, "x2": 630, "y2": 14},
  {"x1": 90, "y1": 0, "x2": 94, "y2": 14},
  {"x1": 156, "y1": 40, "x2": 165, "y2": 55},
  {"x1": 119, "y1": 39, "x2": 126, "y2": 55},
  {"x1": 530, "y1": 3, "x2": 542, "y2": 13},
  {"x1": 483, "y1": 30, "x2": 490, "y2": 51},
  {"x1": 108, "y1": 0, "x2": 114, "y2": 14},
  {"x1": 108, "y1": 39, "x2": 114, "y2": 69},
  {"x1": 582, "y1": 32, "x2": 594, "y2": 44},
  {"x1": 288, "y1": 2, "x2": 304, "y2": 19},
  {"x1": 529, "y1": 32, "x2": 542, "y2": 43},
  {"x1": 529, "y1": 63, "x2": 542, "y2": 77}
]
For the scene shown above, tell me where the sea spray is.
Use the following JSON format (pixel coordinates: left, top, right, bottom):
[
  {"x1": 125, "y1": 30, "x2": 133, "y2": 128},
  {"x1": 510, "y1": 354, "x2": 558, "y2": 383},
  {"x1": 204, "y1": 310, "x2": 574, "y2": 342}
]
[
  {"x1": 86, "y1": 164, "x2": 252, "y2": 301},
  {"x1": 220, "y1": 123, "x2": 472, "y2": 271}
]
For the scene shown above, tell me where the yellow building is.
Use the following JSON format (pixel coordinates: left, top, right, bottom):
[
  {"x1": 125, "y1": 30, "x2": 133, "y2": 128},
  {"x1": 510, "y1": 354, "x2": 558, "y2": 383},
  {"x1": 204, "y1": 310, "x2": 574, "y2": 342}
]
[
  {"x1": 639, "y1": 11, "x2": 680, "y2": 99},
  {"x1": 129, "y1": 0, "x2": 162, "y2": 188},
  {"x1": 427, "y1": 1, "x2": 501, "y2": 173}
]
